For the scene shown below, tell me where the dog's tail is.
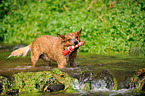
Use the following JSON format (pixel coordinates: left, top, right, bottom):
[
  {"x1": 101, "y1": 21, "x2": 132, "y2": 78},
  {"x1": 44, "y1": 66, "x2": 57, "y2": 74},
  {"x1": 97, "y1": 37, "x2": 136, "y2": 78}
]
[{"x1": 8, "y1": 43, "x2": 32, "y2": 58}]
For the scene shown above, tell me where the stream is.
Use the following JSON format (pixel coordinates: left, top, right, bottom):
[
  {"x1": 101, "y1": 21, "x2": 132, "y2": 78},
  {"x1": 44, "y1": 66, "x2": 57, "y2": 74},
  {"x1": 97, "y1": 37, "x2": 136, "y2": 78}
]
[{"x1": 0, "y1": 44, "x2": 145, "y2": 96}]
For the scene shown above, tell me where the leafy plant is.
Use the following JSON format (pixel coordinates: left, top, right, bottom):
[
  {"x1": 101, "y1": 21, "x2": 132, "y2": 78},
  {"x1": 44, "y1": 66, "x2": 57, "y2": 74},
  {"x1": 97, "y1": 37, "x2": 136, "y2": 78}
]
[{"x1": 0, "y1": 0, "x2": 145, "y2": 55}]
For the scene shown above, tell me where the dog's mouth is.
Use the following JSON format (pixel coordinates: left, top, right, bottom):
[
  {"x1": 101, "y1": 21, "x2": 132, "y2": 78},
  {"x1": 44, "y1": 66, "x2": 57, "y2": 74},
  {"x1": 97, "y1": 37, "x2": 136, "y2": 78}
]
[
  {"x1": 64, "y1": 40, "x2": 80, "y2": 47},
  {"x1": 72, "y1": 40, "x2": 79, "y2": 46},
  {"x1": 74, "y1": 41, "x2": 78, "y2": 45}
]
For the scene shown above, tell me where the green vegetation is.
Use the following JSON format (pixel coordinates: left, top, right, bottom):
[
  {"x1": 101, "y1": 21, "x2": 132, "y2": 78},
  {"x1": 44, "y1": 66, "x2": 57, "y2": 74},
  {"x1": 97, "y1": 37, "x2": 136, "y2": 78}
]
[
  {"x1": 0, "y1": 0, "x2": 145, "y2": 55},
  {"x1": 1, "y1": 68, "x2": 145, "y2": 95},
  {"x1": 0, "y1": 69, "x2": 78, "y2": 95},
  {"x1": 12, "y1": 71, "x2": 52, "y2": 93}
]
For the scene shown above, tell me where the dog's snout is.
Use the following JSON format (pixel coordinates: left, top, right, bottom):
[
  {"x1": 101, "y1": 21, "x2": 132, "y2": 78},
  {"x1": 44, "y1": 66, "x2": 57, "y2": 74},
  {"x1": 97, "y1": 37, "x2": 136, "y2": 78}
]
[{"x1": 74, "y1": 41, "x2": 78, "y2": 45}]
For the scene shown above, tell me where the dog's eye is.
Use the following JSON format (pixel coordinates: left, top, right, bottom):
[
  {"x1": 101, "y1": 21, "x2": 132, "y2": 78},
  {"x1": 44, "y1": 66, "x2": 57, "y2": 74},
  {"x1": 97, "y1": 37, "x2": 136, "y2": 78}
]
[
  {"x1": 67, "y1": 39, "x2": 71, "y2": 41},
  {"x1": 76, "y1": 36, "x2": 78, "y2": 39}
]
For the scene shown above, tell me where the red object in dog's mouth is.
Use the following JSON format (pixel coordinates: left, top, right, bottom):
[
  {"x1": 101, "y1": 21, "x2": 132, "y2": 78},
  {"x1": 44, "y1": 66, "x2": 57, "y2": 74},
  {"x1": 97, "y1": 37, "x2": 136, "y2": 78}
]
[{"x1": 63, "y1": 41, "x2": 85, "y2": 56}]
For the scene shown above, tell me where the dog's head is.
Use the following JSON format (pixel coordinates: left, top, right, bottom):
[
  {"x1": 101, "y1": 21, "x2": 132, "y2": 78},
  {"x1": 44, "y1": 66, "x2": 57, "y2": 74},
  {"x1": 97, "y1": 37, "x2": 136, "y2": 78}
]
[{"x1": 57, "y1": 28, "x2": 82, "y2": 46}]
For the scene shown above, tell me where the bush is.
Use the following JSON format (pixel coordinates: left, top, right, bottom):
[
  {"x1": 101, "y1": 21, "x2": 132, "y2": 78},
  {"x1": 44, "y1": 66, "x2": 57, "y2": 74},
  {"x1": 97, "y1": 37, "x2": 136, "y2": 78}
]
[{"x1": 0, "y1": 0, "x2": 145, "y2": 55}]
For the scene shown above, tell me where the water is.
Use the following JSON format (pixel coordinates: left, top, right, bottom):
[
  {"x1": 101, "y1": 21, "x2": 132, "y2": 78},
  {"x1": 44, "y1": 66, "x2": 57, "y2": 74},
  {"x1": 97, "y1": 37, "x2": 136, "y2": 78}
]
[{"x1": 0, "y1": 45, "x2": 145, "y2": 95}]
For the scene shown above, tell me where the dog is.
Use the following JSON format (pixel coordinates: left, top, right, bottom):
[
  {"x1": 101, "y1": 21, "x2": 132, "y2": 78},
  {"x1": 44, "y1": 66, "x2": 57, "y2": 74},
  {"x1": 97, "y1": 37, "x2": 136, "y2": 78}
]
[{"x1": 8, "y1": 28, "x2": 82, "y2": 68}]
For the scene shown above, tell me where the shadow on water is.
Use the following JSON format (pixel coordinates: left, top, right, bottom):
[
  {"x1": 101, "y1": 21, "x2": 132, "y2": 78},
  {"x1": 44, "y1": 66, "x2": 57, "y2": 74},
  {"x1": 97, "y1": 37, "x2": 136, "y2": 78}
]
[{"x1": 0, "y1": 45, "x2": 145, "y2": 95}]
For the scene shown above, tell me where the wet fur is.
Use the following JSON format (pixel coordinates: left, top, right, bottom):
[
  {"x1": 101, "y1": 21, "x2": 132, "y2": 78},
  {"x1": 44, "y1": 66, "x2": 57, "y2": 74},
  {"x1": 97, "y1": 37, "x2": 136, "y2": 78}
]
[{"x1": 8, "y1": 29, "x2": 82, "y2": 68}]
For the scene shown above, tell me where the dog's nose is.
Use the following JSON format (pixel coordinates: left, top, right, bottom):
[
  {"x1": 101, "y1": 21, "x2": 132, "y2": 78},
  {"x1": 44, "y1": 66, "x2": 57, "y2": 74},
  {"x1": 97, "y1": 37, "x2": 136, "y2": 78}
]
[{"x1": 74, "y1": 41, "x2": 78, "y2": 45}]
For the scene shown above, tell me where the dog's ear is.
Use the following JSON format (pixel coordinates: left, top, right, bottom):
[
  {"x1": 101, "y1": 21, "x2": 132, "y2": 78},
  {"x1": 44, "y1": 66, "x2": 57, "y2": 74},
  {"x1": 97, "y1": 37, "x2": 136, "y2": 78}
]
[
  {"x1": 57, "y1": 33, "x2": 65, "y2": 41},
  {"x1": 77, "y1": 28, "x2": 82, "y2": 36}
]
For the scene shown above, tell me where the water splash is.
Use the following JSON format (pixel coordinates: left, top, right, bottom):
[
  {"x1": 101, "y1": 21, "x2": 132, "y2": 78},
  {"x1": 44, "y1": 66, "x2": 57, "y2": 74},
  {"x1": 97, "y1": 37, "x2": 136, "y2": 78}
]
[{"x1": 71, "y1": 78, "x2": 143, "y2": 96}]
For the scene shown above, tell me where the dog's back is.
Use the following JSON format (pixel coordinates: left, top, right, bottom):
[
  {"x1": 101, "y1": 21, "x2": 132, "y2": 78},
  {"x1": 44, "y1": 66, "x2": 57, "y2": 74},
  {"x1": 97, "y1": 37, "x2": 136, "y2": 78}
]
[
  {"x1": 30, "y1": 35, "x2": 63, "y2": 65},
  {"x1": 8, "y1": 35, "x2": 63, "y2": 66},
  {"x1": 8, "y1": 28, "x2": 82, "y2": 68}
]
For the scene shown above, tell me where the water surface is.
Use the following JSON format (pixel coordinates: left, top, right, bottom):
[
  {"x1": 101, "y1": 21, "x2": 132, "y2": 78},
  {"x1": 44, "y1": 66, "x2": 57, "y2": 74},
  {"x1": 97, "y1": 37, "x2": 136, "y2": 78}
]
[{"x1": 0, "y1": 45, "x2": 145, "y2": 95}]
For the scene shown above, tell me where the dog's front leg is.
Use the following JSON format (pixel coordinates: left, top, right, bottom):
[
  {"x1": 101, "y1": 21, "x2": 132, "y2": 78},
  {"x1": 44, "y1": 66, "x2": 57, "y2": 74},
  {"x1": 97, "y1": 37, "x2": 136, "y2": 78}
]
[
  {"x1": 57, "y1": 55, "x2": 67, "y2": 68},
  {"x1": 69, "y1": 50, "x2": 77, "y2": 67}
]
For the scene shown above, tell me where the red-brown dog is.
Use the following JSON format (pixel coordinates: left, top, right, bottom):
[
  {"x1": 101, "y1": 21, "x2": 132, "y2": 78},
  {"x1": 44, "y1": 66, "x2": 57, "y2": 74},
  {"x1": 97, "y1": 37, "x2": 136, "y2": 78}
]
[{"x1": 8, "y1": 28, "x2": 82, "y2": 68}]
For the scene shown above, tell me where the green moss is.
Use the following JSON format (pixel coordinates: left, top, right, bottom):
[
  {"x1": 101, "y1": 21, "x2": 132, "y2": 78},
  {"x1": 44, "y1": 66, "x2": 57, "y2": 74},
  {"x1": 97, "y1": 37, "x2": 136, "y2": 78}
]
[
  {"x1": 65, "y1": 88, "x2": 78, "y2": 93},
  {"x1": 11, "y1": 69, "x2": 78, "y2": 93},
  {"x1": 113, "y1": 77, "x2": 118, "y2": 90},
  {"x1": 52, "y1": 68, "x2": 63, "y2": 75},
  {"x1": 12, "y1": 71, "x2": 53, "y2": 93},
  {"x1": 52, "y1": 68, "x2": 76, "y2": 92},
  {"x1": 131, "y1": 74, "x2": 138, "y2": 89},
  {"x1": 81, "y1": 83, "x2": 90, "y2": 92},
  {"x1": 1, "y1": 68, "x2": 144, "y2": 95}
]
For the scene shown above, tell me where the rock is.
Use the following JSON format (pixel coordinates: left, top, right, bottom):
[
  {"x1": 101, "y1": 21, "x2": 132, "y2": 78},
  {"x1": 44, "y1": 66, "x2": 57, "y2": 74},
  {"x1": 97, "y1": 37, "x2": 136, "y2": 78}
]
[
  {"x1": 52, "y1": 68, "x2": 75, "y2": 89},
  {"x1": 0, "y1": 68, "x2": 145, "y2": 95},
  {"x1": 12, "y1": 71, "x2": 53, "y2": 93},
  {"x1": 92, "y1": 71, "x2": 115, "y2": 90},
  {"x1": 134, "y1": 68, "x2": 145, "y2": 91},
  {"x1": 46, "y1": 84, "x2": 65, "y2": 92},
  {"x1": 11, "y1": 68, "x2": 78, "y2": 93}
]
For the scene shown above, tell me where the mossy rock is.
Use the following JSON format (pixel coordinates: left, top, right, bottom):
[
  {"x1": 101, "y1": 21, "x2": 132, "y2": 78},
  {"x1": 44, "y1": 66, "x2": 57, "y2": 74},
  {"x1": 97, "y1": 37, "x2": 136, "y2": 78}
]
[
  {"x1": 132, "y1": 68, "x2": 145, "y2": 91},
  {"x1": 12, "y1": 71, "x2": 53, "y2": 93},
  {"x1": 11, "y1": 68, "x2": 77, "y2": 93}
]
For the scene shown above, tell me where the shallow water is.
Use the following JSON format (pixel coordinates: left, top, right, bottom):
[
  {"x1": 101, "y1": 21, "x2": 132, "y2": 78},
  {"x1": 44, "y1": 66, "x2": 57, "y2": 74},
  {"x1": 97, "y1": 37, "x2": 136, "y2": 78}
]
[{"x1": 0, "y1": 45, "x2": 145, "y2": 95}]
